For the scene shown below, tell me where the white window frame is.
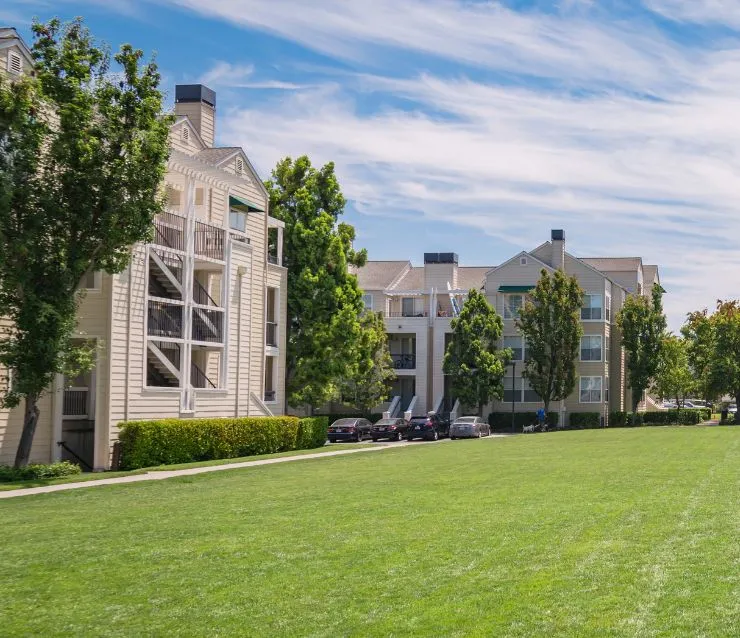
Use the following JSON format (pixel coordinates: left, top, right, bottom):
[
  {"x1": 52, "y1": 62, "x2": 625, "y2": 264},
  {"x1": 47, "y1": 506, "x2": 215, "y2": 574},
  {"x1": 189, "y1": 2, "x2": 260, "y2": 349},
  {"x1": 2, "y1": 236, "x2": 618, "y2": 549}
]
[
  {"x1": 605, "y1": 376, "x2": 610, "y2": 403},
  {"x1": 580, "y1": 335, "x2": 603, "y2": 362},
  {"x1": 7, "y1": 50, "x2": 22, "y2": 75},
  {"x1": 504, "y1": 335, "x2": 524, "y2": 361},
  {"x1": 264, "y1": 355, "x2": 278, "y2": 404},
  {"x1": 580, "y1": 376, "x2": 603, "y2": 403},
  {"x1": 581, "y1": 294, "x2": 603, "y2": 321},
  {"x1": 504, "y1": 294, "x2": 524, "y2": 320},
  {"x1": 401, "y1": 297, "x2": 423, "y2": 317},
  {"x1": 229, "y1": 208, "x2": 247, "y2": 233},
  {"x1": 605, "y1": 292, "x2": 612, "y2": 322}
]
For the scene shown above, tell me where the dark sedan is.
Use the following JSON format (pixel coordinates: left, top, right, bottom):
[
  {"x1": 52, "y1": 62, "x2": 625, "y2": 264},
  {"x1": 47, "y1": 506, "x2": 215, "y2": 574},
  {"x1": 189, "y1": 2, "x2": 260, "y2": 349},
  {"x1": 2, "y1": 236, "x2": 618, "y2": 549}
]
[
  {"x1": 370, "y1": 418, "x2": 409, "y2": 441},
  {"x1": 327, "y1": 418, "x2": 373, "y2": 443},
  {"x1": 406, "y1": 414, "x2": 449, "y2": 441}
]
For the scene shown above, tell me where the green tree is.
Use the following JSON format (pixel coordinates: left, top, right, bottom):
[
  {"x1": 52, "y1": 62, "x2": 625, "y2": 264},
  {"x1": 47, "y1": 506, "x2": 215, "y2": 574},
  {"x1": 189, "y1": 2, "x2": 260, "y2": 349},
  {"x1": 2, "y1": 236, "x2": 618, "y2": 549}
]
[
  {"x1": 442, "y1": 288, "x2": 509, "y2": 417},
  {"x1": 681, "y1": 309, "x2": 716, "y2": 403},
  {"x1": 616, "y1": 285, "x2": 667, "y2": 413},
  {"x1": 265, "y1": 156, "x2": 367, "y2": 412},
  {"x1": 652, "y1": 335, "x2": 695, "y2": 421},
  {"x1": 516, "y1": 269, "x2": 583, "y2": 416},
  {"x1": 341, "y1": 310, "x2": 394, "y2": 414},
  {"x1": 0, "y1": 19, "x2": 171, "y2": 467},
  {"x1": 708, "y1": 300, "x2": 740, "y2": 422}
]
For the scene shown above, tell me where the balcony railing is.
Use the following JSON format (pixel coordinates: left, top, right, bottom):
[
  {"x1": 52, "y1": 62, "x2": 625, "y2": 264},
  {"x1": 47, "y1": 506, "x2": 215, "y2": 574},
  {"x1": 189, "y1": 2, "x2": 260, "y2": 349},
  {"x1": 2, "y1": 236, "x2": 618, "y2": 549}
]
[
  {"x1": 387, "y1": 311, "x2": 428, "y2": 318},
  {"x1": 194, "y1": 221, "x2": 225, "y2": 261},
  {"x1": 192, "y1": 307, "x2": 224, "y2": 343},
  {"x1": 148, "y1": 300, "x2": 183, "y2": 339},
  {"x1": 230, "y1": 231, "x2": 250, "y2": 245},
  {"x1": 264, "y1": 390, "x2": 276, "y2": 402},
  {"x1": 63, "y1": 388, "x2": 89, "y2": 418},
  {"x1": 193, "y1": 279, "x2": 218, "y2": 306},
  {"x1": 191, "y1": 362, "x2": 216, "y2": 389},
  {"x1": 391, "y1": 353, "x2": 416, "y2": 370},
  {"x1": 267, "y1": 253, "x2": 279, "y2": 265},
  {"x1": 154, "y1": 212, "x2": 185, "y2": 251},
  {"x1": 266, "y1": 321, "x2": 278, "y2": 347}
]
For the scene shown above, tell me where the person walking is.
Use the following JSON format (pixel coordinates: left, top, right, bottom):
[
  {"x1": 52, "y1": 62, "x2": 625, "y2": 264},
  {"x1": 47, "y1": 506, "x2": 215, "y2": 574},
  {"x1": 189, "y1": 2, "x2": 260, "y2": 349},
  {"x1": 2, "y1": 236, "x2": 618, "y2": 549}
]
[{"x1": 536, "y1": 406, "x2": 546, "y2": 431}]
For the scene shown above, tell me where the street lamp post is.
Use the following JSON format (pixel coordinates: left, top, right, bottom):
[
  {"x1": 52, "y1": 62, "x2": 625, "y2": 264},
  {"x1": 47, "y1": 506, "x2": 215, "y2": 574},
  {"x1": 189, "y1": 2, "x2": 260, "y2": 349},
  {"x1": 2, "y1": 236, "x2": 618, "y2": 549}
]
[{"x1": 510, "y1": 361, "x2": 516, "y2": 433}]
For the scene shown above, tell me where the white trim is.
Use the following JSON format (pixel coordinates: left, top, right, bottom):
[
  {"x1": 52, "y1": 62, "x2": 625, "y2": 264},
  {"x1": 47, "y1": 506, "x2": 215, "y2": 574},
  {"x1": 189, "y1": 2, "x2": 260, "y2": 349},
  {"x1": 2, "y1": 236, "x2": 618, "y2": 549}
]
[
  {"x1": 150, "y1": 250, "x2": 184, "y2": 296},
  {"x1": 485, "y1": 251, "x2": 553, "y2": 276},
  {"x1": 148, "y1": 341, "x2": 182, "y2": 380},
  {"x1": 580, "y1": 335, "x2": 603, "y2": 362},
  {"x1": 579, "y1": 376, "x2": 603, "y2": 403}
]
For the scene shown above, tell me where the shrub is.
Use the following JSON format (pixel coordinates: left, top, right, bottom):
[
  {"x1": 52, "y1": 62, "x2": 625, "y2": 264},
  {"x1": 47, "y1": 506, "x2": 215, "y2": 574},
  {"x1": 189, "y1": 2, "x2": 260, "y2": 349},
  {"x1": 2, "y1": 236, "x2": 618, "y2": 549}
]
[
  {"x1": 569, "y1": 412, "x2": 602, "y2": 429},
  {"x1": 296, "y1": 417, "x2": 329, "y2": 450},
  {"x1": 316, "y1": 413, "x2": 383, "y2": 424},
  {"x1": 118, "y1": 416, "x2": 304, "y2": 470},
  {"x1": 0, "y1": 461, "x2": 82, "y2": 483},
  {"x1": 609, "y1": 411, "x2": 629, "y2": 427},
  {"x1": 643, "y1": 409, "x2": 702, "y2": 425},
  {"x1": 488, "y1": 412, "x2": 559, "y2": 431}
]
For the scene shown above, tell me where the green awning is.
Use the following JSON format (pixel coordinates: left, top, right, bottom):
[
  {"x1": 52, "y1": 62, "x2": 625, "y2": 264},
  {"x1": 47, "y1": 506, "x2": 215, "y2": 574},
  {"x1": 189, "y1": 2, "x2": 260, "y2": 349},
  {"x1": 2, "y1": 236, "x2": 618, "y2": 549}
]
[
  {"x1": 229, "y1": 195, "x2": 264, "y2": 213},
  {"x1": 498, "y1": 285, "x2": 535, "y2": 293}
]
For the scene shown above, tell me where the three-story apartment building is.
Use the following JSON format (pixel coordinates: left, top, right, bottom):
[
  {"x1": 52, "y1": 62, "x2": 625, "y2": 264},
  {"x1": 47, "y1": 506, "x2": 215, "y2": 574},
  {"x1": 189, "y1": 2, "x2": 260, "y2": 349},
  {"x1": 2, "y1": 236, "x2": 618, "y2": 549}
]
[
  {"x1": 355, "y1": 230, "x2": 660, "y2": 426},
  {"x1": 0, "y1": 29, "x2": 287, "y2": 469}
]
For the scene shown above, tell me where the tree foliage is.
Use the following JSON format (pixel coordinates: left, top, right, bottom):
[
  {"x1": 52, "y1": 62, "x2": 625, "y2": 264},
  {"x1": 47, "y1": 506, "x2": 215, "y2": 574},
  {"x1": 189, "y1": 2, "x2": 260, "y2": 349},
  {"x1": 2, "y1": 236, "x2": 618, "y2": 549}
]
[
  {"x1": 265, "y1": 156, "x2": 367, "y2": 411},
  {"x1": 652, "y1": 335, "x2": 695, "y2": 413},
  {"x1": 516, "y1": 269, "x2": 583, "y2": 415},
  {"x1": 0, "y1": 19, "x2": 171, "y2": 467},
  {"x1": 681, "y1": 309, "x2": 716, "y2": 402},
  {"x1": 442, "y1": 288, "x2": 509, "y2": 417},
  {"x1": 341, "y1": 310, "x2": 394, "y2": 413},
  {"x1": 708, "y1": 300, "x2": 740, "y2": 421},
  {"x1": 616, "y1": 285, "x2": 667, "y2": 412}
]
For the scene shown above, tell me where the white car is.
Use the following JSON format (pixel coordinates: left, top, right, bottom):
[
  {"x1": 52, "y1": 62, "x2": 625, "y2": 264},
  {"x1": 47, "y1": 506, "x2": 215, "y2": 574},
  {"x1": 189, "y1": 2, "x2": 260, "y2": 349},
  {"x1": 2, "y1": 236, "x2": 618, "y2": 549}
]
[{"x1": 729, "y1": 405, "x2": 737, "y2": 414}]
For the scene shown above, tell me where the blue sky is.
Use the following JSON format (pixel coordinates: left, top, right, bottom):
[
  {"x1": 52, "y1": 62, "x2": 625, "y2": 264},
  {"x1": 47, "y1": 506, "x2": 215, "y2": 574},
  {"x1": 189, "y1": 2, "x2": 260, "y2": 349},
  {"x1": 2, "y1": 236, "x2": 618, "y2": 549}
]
[{"x1": 4, "y1": 0, "x2": 740, "y2": 329}]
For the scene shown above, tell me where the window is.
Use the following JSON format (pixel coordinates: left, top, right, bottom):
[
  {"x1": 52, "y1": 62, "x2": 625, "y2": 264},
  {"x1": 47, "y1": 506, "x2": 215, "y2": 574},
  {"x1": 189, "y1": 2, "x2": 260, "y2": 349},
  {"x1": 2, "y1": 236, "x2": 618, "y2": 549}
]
[
  {"x1": 80, "y1": 271, "x2": 100, "y2": 290},
  {"x1": 362, "y1": 294, "x2": 373, "y2": 311},
  {"x1": 235, "y1": 158, "x2": 244, "y2": 175},
  {"x1": 166, "y1": 186, "x2": 181, "y2": 208},
  {"x1": 7, "y1": 50, "x2": 22, "y2": 75},
  {"x1": 181, "y1": 126, "x2": 189, "y2": 143},
  {"x1": 605, "y1": 377, "x2": 610, "y2": 403},
  {"x1": 580, "y1": 336, "x2": 602, "y2": 361},
  {"x1": 605, "y1": 335, "x2": 610, "y2": 360},
  {"x1": 520, "y1": 257, "x2": 528, "y2": 265},
  {"x1": 229, "y1": 209, "x2": 247, "y2": 233},
  {"x1": 522, "y1": 378, "x2": 540, "y2": 402},
  {"x1": 401, "y1": 297, "x2": 421, "y2": 317},
  {"x1": 503, "y1": 376, "x2": 522, "y2": 403},
  {"x1": 580, "y1": 376, "x2": 602, "y2": 403},
  {"x1": 581, "y1": 294, "x2": 603, "y2": 320},
  {"x1": 504, "y1": 336, "x2": 524, "y2": 361},
  {"x1": 504, "y1": 294, "x2": 524, "y2": 319},
  {"x1": 605, "y1": 294, "x2": 612, "y2": 322}
]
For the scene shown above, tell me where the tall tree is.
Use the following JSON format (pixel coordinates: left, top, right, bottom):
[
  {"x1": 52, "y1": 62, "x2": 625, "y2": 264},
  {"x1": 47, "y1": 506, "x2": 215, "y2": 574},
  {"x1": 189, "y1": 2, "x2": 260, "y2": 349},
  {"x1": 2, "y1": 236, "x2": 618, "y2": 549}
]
[
  {"x1": 616, "y1": 284, "x2": 667, "y2": 412},
  {"x1": 265, "y1": 156, "x2": 367, "y2": 412},
  {"x1": 442, "y1": 288, "x2": 509, "y2": 417},
  {"x1": 341, "y1": 310, "x2": 394, "y2": 414},
  {"x1": 681, "y1": 309, "x2": 716, "y2": 403},
  {"x1": 708, "y1": 300, "x2": 740, "y2": 422},
  {"x1": 0, "y1": 19, "x2": 171, "y2": 467},
  {"x1": 652, "y1": 335, "x2": 695, "y2": 420},
  {"x1": 516, "y1": 269, "x2": 583, "y2": 416}
]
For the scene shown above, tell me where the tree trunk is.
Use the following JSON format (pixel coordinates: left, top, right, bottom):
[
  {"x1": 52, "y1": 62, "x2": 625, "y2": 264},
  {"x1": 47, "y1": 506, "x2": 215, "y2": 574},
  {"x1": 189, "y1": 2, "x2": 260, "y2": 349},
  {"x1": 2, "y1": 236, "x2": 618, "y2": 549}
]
[
  {"x1": 674, "y1": 395, "x2": 680, "y2": 425},
  {"x1": 14, "y1": 392, "x2": 41, "y2": 469},
  {"x1": 735, "y1": 393, "x2": 740, "y2": 424}
]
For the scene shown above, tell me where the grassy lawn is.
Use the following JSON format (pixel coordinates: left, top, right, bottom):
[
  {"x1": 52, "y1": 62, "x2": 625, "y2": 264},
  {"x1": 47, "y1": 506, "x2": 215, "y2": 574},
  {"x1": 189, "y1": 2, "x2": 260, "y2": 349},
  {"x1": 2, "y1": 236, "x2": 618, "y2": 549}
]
[
  {"x1": 0, "y1": 442, "x2": 375, "y2": 491},
  {"x1": 1, "y1": 428, "x2": 738, "y2": 636}
]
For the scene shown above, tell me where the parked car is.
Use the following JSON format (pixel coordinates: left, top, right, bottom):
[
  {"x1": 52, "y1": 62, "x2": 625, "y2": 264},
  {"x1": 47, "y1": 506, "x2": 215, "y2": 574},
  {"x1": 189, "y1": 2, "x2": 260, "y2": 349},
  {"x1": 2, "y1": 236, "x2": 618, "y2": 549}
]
[
  {"x1": 450, "y1": 416, "x2": 491, "y2": 439},
  {"x1": 406, "y1": 414, "x2": 449, "y2": 441},
  {"x1": 729, "y1": 404, "x2": 737, "y2": 414},
  {"x1": 370, "y1": 418, "x2": 409, "y2": 441},
  {"x1": 327, "y1": 418, "x2": 373, "y2": 443}
]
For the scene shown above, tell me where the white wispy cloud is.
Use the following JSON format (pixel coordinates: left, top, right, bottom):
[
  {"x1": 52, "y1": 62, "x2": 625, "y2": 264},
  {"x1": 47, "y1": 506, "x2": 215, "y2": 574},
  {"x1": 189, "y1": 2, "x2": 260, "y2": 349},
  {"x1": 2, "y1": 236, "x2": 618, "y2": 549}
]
[
  {"x1": 646, "y1": 0, "x2": 740, "y2": 26},
  {"x1": 198, "y1": 61, "x2": 307, "y2": 90}
]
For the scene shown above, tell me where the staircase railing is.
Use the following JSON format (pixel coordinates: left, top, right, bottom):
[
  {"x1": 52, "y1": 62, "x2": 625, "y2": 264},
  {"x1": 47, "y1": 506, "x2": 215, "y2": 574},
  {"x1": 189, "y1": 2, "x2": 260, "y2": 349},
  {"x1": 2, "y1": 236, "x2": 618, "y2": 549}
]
[
  {"x1": 56, "y1": 440, "x2": 92, "y2": 471},
  {"x1": 404, "y1": 395, "x2": 418, "y2": 421},
  {"x1": 192, "y1": 307, "x2": 224, "y2": 343},
  {"x1": 194, "y1": 221, "x2": 225, "y2": 260},
  {"x1": 388, "y1": 395, "x2": 401, "y2": 417},
  {"x1": 191, "y1": 362, "x2": 216, "y2": 389},
  {"x1": 193, "y1": 279, "x2": 217, "y2": 306},
  {"x1": 147, "y1": 300, "x2": 183, "y2": 338},
  {"x1": 153, "y1": 212, "x2": 185, "y2": 251}
]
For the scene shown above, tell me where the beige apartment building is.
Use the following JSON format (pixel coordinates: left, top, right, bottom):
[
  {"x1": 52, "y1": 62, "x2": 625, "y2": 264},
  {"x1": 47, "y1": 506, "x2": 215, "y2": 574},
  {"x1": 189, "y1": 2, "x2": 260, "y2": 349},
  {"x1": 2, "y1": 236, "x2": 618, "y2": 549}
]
[
  {"x1": 0, "y1": 29, "x2": 287, "y2": 469},
  {"x1": 355, "y1": 230, "x2": 659, "y2": 426}
]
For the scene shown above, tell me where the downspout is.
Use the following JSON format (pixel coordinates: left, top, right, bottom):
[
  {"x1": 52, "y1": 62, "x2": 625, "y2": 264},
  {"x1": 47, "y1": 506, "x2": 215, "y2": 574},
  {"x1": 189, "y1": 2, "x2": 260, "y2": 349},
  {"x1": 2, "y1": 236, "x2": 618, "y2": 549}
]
[
  {"x1": 124, "y1": 256, "x2": 134, "y2": 423},
  {"x1": 234, "y1": 266, "x2": 245, "y2": 416},
  {"x1": 246, "y1": 257, "x2": 253, "y2": 415}
]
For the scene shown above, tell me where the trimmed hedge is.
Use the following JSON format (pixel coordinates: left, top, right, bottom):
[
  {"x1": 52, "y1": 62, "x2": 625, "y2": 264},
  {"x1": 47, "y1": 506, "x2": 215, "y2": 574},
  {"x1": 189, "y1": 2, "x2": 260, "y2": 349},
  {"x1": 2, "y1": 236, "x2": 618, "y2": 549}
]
[
  {"x1": 609, "y1": 409, "x2": 705, "y2": 427},
  {"x1": 0, "y1": 461, "x2": 81, "y2": 483},
  {"x1": 569, "y1": 412, "x2": 602, "y2": 429},
  {"x1": 118, "y1": 416, "x2": 328, "y2": 470},
  {"x1": 488, "y1": 412, "x2": 559, "y2": 431}
]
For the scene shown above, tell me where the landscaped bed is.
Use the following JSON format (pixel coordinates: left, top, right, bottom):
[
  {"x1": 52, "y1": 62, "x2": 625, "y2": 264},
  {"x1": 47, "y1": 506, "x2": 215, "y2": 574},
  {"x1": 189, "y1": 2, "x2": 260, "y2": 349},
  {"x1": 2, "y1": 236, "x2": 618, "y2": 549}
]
[{"x1": 1, "y1": 427, "x2": 738, "y2": 636}]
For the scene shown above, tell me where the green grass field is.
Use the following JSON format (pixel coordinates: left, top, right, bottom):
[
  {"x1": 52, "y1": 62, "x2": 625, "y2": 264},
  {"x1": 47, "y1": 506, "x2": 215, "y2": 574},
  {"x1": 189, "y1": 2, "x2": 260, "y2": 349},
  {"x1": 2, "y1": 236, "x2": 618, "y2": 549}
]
[{"x1": 1, "y1": 428, "x2": 738, "y2": 636}]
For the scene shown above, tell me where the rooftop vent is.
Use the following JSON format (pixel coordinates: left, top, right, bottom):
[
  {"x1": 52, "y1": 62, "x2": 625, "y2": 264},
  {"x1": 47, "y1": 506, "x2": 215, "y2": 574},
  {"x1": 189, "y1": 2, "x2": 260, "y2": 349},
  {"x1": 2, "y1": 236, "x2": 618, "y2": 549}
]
[
  {"x1": 551, "y1": 229, "x2": 565, "y2": 241},
  {"x1": 424, "y1": 252, "x2": 458, "y2": 265},
  {"x1": 175, "y1": 84, "x2": 216, "y2": 108}
]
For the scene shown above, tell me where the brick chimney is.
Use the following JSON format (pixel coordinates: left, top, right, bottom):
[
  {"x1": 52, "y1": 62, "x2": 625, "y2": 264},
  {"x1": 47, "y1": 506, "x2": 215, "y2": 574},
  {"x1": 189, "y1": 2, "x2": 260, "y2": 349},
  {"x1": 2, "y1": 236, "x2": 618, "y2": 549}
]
[
  {"x1": 175, "y1": 84, "x2": 216, "y2": 148},
  {"x1": 551, "y1": 229, "x2": 565, "y2": 270}
]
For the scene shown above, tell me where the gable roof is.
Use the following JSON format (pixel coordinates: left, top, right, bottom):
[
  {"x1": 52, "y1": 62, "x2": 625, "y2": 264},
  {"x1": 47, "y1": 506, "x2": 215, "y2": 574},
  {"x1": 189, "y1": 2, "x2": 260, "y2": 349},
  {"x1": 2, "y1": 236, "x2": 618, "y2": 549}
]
[
  {"x1": 485, "y1": 251, "x2": 553, "y2": 276},
  {"x1": 0, "y1": 27, "x2": 34, "y2": 67},
  {"x1": 171, "y1": 116, "x2": 207, "y2": 150},
  {"x1": 352, "y1": 261, "x2": 410, "y2": 291},
  {"x1": 392, "y1": 267, "x2": 424, "y2": 290},
  {"x1": 643, "y1": 264, "x2": 659, "y2": 285},
  {"x1": 457, "y1": 267, "x2": 490, "y2": 291},
  {"x1": 197, "y1": 146, "x2": 269, "y2": 199},
  {"x1": 580, "y1": 257, "x2": 643, "y2": 272}
]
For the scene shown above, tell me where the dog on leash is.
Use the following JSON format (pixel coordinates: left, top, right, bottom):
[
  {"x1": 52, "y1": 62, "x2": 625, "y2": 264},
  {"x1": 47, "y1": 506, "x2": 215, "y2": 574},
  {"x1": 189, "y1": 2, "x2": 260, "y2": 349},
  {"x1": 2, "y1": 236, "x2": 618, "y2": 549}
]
[{"x1": 523, "y1": 424, "x2": 535, "y2": 434}]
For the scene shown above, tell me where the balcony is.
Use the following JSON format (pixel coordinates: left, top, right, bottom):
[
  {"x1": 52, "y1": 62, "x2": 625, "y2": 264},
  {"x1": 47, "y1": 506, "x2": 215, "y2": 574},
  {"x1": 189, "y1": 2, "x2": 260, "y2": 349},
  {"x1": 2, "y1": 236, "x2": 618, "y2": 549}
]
[
  {"x1": 154, "y1": 211, "x2": 185, "y2": 251},
  {"x1": 387, "y1": 311, "x2": 428, "y2": 318},
  {"x1": 194, "y1": 221, "x2": 225, "y2": 261},
  {"x1": 267, "y1": 253, "x2": 279, "y2": 265},
  {"x1": 63, "y1": 388, "x2": 89, "y2": 418},
  {"x1": 391, "y1": 353, "x2": 416, "y2": 370},
  {"x1": 192, "y1": 307, "x2": 224, "y2": 343},
  {"x1": 148, "y1": 300, "x2": 183, "y2": 339},
  {"x1": 266, "y1": 321, "x2": 278, "y2": 347}
]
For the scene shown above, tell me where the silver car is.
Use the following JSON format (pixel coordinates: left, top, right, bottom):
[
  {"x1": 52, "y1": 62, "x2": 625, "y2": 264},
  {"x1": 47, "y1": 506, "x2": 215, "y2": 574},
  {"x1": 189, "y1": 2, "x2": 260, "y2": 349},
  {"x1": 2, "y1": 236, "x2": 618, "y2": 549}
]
[{"x1": 450, "y1": 416, "x2": 491, "y2": 439}]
